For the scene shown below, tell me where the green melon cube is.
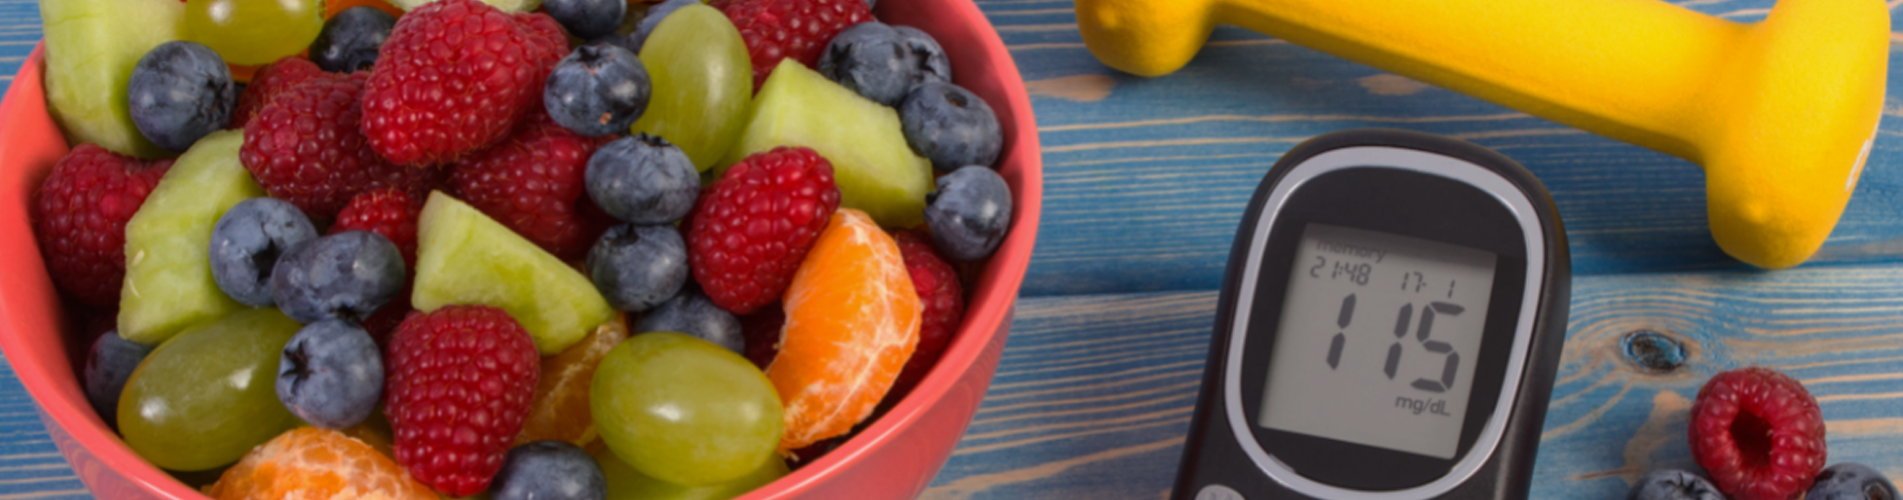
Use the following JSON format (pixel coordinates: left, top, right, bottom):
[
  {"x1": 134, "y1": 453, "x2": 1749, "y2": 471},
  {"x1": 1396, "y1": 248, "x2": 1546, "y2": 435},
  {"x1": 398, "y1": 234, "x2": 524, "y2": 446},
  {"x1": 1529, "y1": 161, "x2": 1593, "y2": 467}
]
[
  {"x1": 119, "y1": 130, "x2": 262, "y2": 345},
  {"x1": 724, "y1": 59, "x2": 934, "y2": 229},
  {"x1": 414, "y1": 191, "x2": 613, "y2": 354}
]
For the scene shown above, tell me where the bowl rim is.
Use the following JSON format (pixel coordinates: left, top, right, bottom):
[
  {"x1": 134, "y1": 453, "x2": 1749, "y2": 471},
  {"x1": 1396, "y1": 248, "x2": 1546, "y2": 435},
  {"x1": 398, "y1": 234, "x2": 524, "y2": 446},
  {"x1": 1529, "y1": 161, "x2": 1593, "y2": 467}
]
[
  {"x1": 0, "y1": 43, "x2": 219, "y2": 500},
  {"x1": 0, "y1": 0, "x2": 1043, "y2": 497}
]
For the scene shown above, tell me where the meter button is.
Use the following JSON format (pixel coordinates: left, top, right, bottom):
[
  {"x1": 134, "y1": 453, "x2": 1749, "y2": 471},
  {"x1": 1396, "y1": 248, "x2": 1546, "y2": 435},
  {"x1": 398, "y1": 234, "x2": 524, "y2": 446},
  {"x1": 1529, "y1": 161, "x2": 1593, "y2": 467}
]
[{"x1": 1196, "y1": 484, "x2": 1245, "y2": 500}]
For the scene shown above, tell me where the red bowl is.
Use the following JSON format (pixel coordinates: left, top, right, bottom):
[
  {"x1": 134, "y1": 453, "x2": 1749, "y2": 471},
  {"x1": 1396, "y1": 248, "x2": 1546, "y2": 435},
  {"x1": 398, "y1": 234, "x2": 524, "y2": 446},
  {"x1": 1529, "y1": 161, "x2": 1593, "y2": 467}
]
[{"x1": 0, "y1": 0, "x2": 1041, "y2": 497}]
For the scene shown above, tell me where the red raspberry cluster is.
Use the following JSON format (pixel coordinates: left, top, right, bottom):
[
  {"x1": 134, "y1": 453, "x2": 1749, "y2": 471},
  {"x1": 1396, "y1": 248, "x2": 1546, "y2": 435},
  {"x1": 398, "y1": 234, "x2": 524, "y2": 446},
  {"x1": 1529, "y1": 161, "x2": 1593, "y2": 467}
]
[
  {"x1": 32, "y1": 144, "x2": 172, "y2": 307},
  {"x1": 714, "y1": 0, "x2": 873, "y2": 90},
  {"x1": 384, "y1": 305, "x2": 540, "y2": 496},
  {"x1": 688, "y1": 146, "x2": 842, "y2": 315},
  {"x1": 1689, "y1": 366, "x2": 1828, "y2": 500}
]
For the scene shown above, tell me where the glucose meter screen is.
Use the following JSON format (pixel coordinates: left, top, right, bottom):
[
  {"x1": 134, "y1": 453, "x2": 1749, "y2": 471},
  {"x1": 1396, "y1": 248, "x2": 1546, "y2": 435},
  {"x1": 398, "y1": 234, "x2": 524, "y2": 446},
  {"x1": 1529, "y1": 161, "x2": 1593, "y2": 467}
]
[{"x1": 1256, "y1": 223, "x2": 1498, "y2": 460}]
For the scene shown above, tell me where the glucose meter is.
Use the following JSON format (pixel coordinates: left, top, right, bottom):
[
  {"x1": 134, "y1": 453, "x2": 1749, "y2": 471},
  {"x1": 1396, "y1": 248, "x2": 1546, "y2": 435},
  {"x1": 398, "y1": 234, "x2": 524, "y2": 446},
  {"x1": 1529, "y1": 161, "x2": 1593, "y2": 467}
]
[{"x1": 1173, "y1": 129, "x2": 1570, "y2": 499}]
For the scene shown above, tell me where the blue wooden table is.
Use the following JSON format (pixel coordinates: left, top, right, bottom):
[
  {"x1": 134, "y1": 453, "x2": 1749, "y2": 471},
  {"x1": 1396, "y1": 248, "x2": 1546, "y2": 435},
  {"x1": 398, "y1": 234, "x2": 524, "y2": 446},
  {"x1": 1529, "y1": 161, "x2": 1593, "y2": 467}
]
[{"x1": 2, "y1": 0, "x2": 1902, "y2": 498}]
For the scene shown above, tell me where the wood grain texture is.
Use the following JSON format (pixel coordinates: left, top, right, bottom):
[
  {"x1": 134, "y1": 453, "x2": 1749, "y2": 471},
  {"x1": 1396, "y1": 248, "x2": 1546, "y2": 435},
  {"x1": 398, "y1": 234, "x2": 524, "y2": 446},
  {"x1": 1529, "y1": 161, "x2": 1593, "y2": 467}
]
[
  {"x1": 926, "y1": 267, "x2": 1903, "y2": 498},
  {"x1": 986, "y1": 0, "x2": 1903, "y2": 297}
]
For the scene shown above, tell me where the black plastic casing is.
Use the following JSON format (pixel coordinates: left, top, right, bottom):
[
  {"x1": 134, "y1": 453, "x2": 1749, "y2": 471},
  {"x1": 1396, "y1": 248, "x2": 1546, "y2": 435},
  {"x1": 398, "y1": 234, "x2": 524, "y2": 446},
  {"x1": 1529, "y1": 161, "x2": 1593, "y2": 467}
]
[{"x1": 1171, "y1": 129, "x2": 1571, "y2": 500}]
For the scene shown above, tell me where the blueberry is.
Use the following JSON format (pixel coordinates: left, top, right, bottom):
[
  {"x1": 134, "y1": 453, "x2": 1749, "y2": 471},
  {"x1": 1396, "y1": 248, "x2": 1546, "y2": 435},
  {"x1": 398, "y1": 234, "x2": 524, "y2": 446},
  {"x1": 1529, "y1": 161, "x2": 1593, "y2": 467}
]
[
  {"x1": 128, "y1": 41, "x2": 235, "y2": 153},
  {"x1": 83, "y1": 330, "x2": 151, "y2": 430},
  {"x1": 818, "y1": 23, "x2": 952, "y2": 107},
  {"x1": 310, "y1": 7, "x2": 396, "y2": 73},
  {"x1": 925, "y1": 166, "x2": 1013, "y2": 262},
  {"x1": 545, "y1": 44, "x2": 652, "y2": 137},
  {"x1": 543, "y1": 0, "x2": 625, "y2": 40},
  {"x1": 1807, "y1": 463, "x2": 1899, "y2": 500},
  {"x1": 893, "y1": 26, "x2": 952, "y2": 84},
  {"x1": 491, "y1": 441, "x2": 606, "y2": 500},
  {"x1": 819, "y1": 22, "x2": 915, "y2": 107},
  {"x1": 628, "y1": 0, "x2": 699, "y2": 53},
  {"x1": 900, "y1": 81, "x2": 1003, "y2": 172},
  {"x1": 585, "y1": 35, "x2": 639, "y2": 55},
  {"x1": 271, "y1": 231, "x2": 406, "y2": 324},
  {"x1": 1627, "y1": 469, "x2": 1725, "y2": 500},
  {"x1": 587, "y1": 224, "x2": 689, "y2": 312},
  {"x1": 636, "y1": 288, "x2": 743, "y2": 355},
  {"x1": 210, "y1": 197, "x2": 319, "y2": 307},
  {"x1": 276, "y1": 320, "x2": 382, "y2": 430},
  {"x1": 586, "y1": 134, "x2": 698, "y2": 224}
]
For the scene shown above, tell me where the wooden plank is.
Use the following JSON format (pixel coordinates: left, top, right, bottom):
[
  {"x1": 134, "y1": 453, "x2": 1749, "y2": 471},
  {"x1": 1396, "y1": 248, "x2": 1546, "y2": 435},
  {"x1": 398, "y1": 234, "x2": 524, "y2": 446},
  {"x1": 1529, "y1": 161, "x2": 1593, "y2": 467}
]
[
  {"x1": 978, "y1": 0, "x2": 1903, "y2": 296},
  {"x1": 926, "y1": 265, "x2": 1903, "y2": 498}
]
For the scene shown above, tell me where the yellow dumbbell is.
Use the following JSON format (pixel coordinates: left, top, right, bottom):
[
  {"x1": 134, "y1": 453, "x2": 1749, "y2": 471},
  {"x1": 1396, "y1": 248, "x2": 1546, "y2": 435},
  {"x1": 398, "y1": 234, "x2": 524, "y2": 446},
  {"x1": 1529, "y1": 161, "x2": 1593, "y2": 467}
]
[{"x1": 1075, "y1": 0, "x2": 1888, "y2": 269}]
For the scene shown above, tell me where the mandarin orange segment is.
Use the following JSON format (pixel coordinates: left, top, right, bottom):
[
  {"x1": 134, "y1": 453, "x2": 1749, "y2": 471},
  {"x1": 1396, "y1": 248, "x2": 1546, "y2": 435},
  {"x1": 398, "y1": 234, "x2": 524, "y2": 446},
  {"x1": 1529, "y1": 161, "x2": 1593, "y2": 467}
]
[
  {"x1": 206, "y1": 427, "x2": 436, "y2": 500},
  {"x1": 767, "y1": 209, "x2": 922, "y2": 451},
  {"x1": 516, "y1": 313, "x2": 631, "y2": 446}
]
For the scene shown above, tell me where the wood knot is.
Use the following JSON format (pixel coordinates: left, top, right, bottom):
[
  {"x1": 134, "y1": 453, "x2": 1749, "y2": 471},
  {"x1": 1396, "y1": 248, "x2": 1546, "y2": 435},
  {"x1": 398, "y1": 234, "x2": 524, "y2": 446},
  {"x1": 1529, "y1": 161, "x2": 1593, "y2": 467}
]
[{"x1": 1622, "y1": 330, "x2": 1687, "y2": 374}]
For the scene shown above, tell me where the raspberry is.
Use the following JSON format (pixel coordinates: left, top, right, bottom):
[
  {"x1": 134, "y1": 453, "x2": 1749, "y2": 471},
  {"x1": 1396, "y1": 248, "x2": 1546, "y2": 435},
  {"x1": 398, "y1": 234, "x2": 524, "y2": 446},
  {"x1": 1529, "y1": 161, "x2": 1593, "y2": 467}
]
[
  {"x1": 384, "y1": 305, "x2": 540, "y2": 496},
  {"x1": 241, "y1": 72, "x2": 445, "y2": 222},
  {"x1": 889, "y1": 229, "x2": 964, "y2": 394},
  {"x1": 1689, "y1": 367, "x2": 1827, "y2": 500},
  {"x1": 713, "y1": 0, "x2": 872, "y2": 90},
  {"x1": 687, "y1": 147, "x2": 840, "y2": 315},
  {"x1": 32, "y1": 144, "x2": 172, "y2": 307},
  {"x1": 361, "y1": 0, "x2": 569, "y2": 166},
  {"x1": 448, "y1": 113, "x2": 615, "y2": 260},
  {"x1": 227, "y1": 57, "x2": 323, "y2": 130}
]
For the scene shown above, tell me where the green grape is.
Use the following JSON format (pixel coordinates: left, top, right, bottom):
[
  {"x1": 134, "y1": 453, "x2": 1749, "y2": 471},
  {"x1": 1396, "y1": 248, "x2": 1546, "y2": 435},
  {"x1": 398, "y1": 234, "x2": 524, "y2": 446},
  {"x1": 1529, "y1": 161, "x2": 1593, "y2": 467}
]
[
  {"x1": 184, "y1": 0, "x2": 325, "y2": 66},
  {"x1": 632, "y1": 5, "x2": 753, "y2": 172},
  {"x1": 591, "y1": 332, "x2": 783, "y2": 486},
  {"x1": 119, "y1": 308, "x2": 304, "y2": 471},
  {"x1": 597, "y1": 444, "x2": 787, "y2": 500}
]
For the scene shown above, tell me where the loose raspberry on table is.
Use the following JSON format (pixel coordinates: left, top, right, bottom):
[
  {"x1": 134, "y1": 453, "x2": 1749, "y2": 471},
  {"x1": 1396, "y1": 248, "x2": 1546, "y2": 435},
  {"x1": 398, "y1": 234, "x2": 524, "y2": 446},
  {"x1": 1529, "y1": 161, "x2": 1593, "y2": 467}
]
[
  {"x1": 227, "y1": 57, "x2": 323, "y2": 130},
  {"x1": 1689, "y1": 366, "x2": 1827, "y2": 500},
  {"x1": 889, "y1": 229, "x2": 964, "y2": 394},
  {"x1": 241, "y1": 72, "x2": 444, "y2": 222},
  {"x1": 32, "y1": 144, "x2": 172, "y2": 307},
  {"x1": 384, "y1": 305, "x2": 540, "y2": 496},
  {"x1": 448, "y1": 112, "x2": 615, "y2": 261},
  {"x1": 688, "y1": 147, "x2": 840, "y2": 315},
  {"x1": 361, "y1": 0, "x2": 569, "y2": 166},
  {"x1": 712, "y1": 0, "x2": 872, "y2": 91}
]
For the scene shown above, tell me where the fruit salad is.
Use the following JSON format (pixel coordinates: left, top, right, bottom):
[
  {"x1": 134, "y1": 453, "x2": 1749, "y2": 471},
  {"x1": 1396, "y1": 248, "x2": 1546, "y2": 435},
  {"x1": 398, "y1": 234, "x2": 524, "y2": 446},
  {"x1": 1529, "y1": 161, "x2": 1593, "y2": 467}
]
[{"x1": 34, "y1": 0, "x2": 1018, "y2": 497}]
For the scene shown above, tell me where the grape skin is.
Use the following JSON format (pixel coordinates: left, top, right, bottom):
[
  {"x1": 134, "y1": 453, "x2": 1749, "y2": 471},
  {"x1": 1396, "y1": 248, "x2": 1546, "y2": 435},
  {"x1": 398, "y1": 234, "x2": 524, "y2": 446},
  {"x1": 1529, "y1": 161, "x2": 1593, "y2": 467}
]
[
  {"x1": 118, "y1": 308, "x2": 304, "y2": 471},
  {"x1": 185, "y1": 0, "x2": 325, "y2": 66},
  {"x1": 590, "y1": 332, "x2": 783, "y2": 486},
  {"x1": 630, "y1": 5, "x2": 753, "y2": 172}
]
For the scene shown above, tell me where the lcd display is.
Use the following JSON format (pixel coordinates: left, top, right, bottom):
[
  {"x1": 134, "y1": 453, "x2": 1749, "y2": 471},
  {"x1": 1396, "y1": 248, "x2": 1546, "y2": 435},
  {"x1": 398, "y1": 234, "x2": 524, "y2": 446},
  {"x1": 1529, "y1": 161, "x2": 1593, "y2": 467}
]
[{"x1": 1256, "y1": 223, "x2": 1497, "y2": 459}]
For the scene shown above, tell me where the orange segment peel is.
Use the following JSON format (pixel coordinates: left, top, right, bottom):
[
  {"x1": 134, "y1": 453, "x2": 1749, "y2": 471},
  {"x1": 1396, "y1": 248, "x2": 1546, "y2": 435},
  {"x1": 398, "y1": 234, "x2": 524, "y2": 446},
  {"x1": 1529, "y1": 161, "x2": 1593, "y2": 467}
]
[
  {"x1": 767, "y1": 209, "x2": 921, "y2": 451},
  {"x1": 205, "y1": 427, "x2": 436, "y2": 500}
]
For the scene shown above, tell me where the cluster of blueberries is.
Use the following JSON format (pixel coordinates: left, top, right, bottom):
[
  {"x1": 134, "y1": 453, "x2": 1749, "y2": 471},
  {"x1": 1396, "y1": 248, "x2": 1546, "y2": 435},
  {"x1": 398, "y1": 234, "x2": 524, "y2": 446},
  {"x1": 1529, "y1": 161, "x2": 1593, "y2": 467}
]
[
  {"x1": 1630, "y1": 466, "x2": 1897, "y2": 500},
  {"x1": 542, "y1": 0, "x2": 1015, "y2": 265}
]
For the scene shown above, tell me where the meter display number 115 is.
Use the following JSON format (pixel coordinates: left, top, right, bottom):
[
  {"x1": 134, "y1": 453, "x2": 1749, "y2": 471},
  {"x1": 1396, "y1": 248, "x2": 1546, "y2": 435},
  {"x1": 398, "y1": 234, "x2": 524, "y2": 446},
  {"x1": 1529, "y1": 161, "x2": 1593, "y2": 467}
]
[{"x1": 1171, "y1": 129, "x2": 1570, "y2": 500}]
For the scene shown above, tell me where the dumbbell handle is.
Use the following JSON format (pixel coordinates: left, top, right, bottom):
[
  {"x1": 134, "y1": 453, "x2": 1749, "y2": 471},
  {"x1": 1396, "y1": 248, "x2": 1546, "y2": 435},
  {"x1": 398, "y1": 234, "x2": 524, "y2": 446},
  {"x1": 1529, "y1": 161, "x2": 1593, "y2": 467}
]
[
  {"x1": 1078, "y1": 0, "x2": 1889, "y2": 268},
  {"x1": 1214, "y1": 0, "x2": 1728, "y2": 160}
]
